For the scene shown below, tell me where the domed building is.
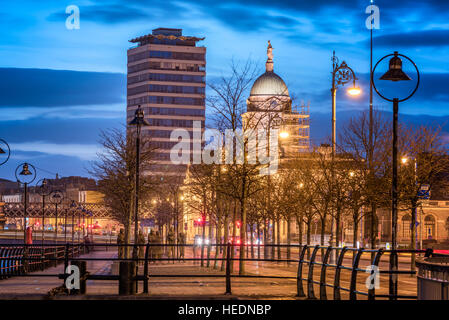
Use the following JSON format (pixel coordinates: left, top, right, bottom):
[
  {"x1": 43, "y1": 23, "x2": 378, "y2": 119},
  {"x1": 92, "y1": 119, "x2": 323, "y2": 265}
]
[{"x1": 242, "y1": 41, "x2": 310, "y2": 160}]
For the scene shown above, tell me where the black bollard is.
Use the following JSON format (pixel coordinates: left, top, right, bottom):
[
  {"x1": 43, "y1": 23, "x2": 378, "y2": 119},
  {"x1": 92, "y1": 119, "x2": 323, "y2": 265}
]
[{"x1": 119, "y1": 261, "x2": 136, "y2": 295}]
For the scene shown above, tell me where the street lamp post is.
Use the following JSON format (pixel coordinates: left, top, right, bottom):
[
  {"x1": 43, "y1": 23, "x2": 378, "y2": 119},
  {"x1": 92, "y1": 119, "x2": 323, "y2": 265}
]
[
  {"x1": 81, "y1": 208, "x2": 86, "y2": 238},
  {"x1": 77, "y1": 205, "x2": 82, "y2": 245},
  {"x1": 15, "y1": 163, "x2": 37, "y2": 242},
  {"x1": 36, "y1": 178, "x2": 52, "y2": 245},
  {"x1": 49, "y1": 190, "x2": 63, "y2": 266},
  {"x1": 372, "y1": 51, "x2": 420, "y2": 300},
  {"x1": 128, "y1": 105, "x2": 150, "y2": 260},
  {"x1": 70, "y1": 201, "x2": 77, "y2": 247},
  {"x1": 50, "y1": 190, "x2": 64, "y2": 243},
  {"x1": 330, "y1": 52, "x2": 361, "y2": 252},
  {"x1": 0, "y1": 139, "x2": 11, "y2": 166},
  {"x1": 178, "y1": 194, "x2": 184, "y2": 259},
  {"x1": 15, "y1": 163, "x2": 36, "y2": 273},
  {"x1": 331, "y1": 51, "x2": 361, "y2": 155},
  {"x1": 87, "y1": 210, "x2": 93, "y2": 239},
  {"x1": 64, "y1": 206, "x2": 68, "y2": 243}
]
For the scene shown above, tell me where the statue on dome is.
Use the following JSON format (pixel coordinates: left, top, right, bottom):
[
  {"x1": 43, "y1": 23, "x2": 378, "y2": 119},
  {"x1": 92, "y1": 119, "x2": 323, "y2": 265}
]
[
  {"x1": 266, "y1": 40, "x2": 274, "y2": 72},
  {"x1": 267, "y1": 40, "x2": 273, "y2": 60}
]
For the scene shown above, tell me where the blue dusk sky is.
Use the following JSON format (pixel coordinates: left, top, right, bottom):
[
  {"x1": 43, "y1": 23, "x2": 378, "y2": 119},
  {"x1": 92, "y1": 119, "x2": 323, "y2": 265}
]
[{"x1": 0, "y1": 0, "x2": 448, "y2": 181}]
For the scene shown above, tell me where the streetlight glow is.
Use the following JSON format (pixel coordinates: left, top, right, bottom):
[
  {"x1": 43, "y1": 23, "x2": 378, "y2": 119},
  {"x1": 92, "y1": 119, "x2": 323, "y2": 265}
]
[
  {"x1": 347, "y1": 86, "x2": 361, "y2": 96},
  {"x1": 401, "y1": 157, "x2": 408, "y2": 164},
  {"x1": 279, "y1": 131, "x2": 289, "y2": 139}
]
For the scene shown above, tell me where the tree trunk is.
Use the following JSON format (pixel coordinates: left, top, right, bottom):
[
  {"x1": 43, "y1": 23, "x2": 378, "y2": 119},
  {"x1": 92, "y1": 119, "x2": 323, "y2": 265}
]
[
  {"x1": 306, "y1": 220, "x2": 311, "y2": 260},
  {"x1": 353, "y1": 209, "x2": 359, "y2": 261},
  {"x1": 287, "y1": 215, "x2": 291, "y2": 265},
  {"x1": 320, "y1": 217, "x2": 326, "y2": 246},
  {"x1": 239, "y1": 196, "x2": 247, "y2": 275},
  {"x1": 250, "y1": 223, "x2": 254, "y2": 259},
  {"x1": 201, "y1": 220, "x2": 206, "y2": 267},
  {"x1": 297, "y1": 216, "x2": 303, "y2": 246},
  {"x1": 271, "y1": 218, "x2": 276, "y2": 259},
  {"x1": 276, "y1": 218, "x2": 281, "y2": 261},
  {"x1": 320, "y1": 217, "x2": 326, "y2": 259},
  {"x1": 410, "y1": 202, "x2": 417, "y2": 276},
  {"x1": 206, "y1": 213, "x2": 213, "y2": 268},
  {"x1": 371, "y1": 203, "x2": 377, "y2": 249},
  {"x1": 230, "y1": 203, "x2": 237, "y2": 273},
  {"x1": 221, "y1": 214, "x2": 229, "y2": 271},
  {"x1": 124, "y1": 205, "x2": 133, "y2": 259},
  {"x1": 214, "y1": 220, "x2": 221, "y2": 269},
  {"x1": 263, "y1": 220, "x2": 268, "y2": 259},
  {"x1": 336, "y1": 207, "x2": 341, "y2": 247},
  {"x1": 306, "y1": 220, "x2": 311, "y2": 245},
  {"x1": 257, "y1": 223, "x2": 261, "y2": 260}
]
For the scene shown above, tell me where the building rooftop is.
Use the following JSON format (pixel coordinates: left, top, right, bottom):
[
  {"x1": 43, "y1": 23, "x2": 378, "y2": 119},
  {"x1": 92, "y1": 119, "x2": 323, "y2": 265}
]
[
  {"x1": 129, "y1": 28, "x2": 205, "y2": 46},
  {"x1": 152, "y1": 28, "x2": 182, "y2": 36}
]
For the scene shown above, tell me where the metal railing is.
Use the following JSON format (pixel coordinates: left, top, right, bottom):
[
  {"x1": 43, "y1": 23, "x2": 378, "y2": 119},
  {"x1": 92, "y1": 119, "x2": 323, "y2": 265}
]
[
  {"x1": 0, "y1": 242, "x2": 443, "y2": 299},
  {"x1": 294, "y1": 245, "x2": 435, "y2": 300},
  {"x1": 0, "y1": 244, "x2": 82, "y2": 279}
]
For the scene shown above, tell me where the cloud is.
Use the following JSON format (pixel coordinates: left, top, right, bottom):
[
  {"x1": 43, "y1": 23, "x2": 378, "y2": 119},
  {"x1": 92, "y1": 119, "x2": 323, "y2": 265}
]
[
  {"x1": 0, "y1": 151, "x2": 94, "y2": 181},
  {"x1": 0, "y1": 117, "x2": 124, "y2": 145},
  {"x1": 310, "y1": 110, "x2": 449, "y2": 145},
  {"x1": 10, "y1": 142, "x2": 100, "y2": 161},
  {"x1": 287, "y1": 71, "x2": 449, "y2": 115},
  {"x1": 0, "y1": 104, "x2": 124, "y2": 121},
  {"x1": 202, "y1": 5, "x2": 301, "y2": 31},
  {"x1": 47, "y1": 4, "x2": 153, "y2": 24},
  {"x1": 371, "y1": 29, "x2": 449, "y2": 48},
  {"x1": 0, "y1": 68, "x2": 125, "y2": 107}
]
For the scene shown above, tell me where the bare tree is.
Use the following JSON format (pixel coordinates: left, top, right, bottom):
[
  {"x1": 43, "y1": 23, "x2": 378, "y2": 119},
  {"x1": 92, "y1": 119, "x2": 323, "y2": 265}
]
[
  {"x1": 397, "y1": 124, "x2": 449, "y2": 270},
  {"x1": 340, "y1": 110, "x2": 390, "y2": 249},
  {"x1": 89, "y1": 128, "x2": 156, "y2": 258},
  {"x1": 207, "y1": 59, "x2": 269, "y2": 275}
]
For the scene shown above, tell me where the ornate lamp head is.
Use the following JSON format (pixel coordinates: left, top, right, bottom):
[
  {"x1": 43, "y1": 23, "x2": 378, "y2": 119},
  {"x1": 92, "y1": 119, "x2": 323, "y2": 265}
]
[
  {"x1": 19, "y1": 163, "x2": 32, "y2": 176},
  {"x1": 380, "y1": 51, "x2": 412, "y2": 82},
  {"x1": 128, "y1": 105, "x2": 150, "y2": 126}
]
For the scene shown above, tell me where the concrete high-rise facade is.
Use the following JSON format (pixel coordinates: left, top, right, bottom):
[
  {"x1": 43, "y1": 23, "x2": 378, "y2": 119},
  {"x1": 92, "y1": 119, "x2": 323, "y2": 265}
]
[{"x1": 127, "y1": 28, "x2": 206, "y2": 178}]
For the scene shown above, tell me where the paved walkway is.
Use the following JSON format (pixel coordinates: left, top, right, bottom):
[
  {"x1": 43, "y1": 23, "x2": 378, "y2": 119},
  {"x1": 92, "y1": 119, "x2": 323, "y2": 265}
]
[
  {"x1": 0, "y1": 250, "x2": 116, "y2": 299},
  {"x1": 0, "y1": 247, "x2": 419, "y2": 300}
]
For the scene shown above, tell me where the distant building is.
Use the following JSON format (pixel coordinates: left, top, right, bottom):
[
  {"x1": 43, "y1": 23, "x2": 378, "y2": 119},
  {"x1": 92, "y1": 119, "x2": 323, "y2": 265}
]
[
  {"x1": 0, "y1": 176, "x2": 98, "y2": 204},
  {"x1": 1, "y1": 194, "x2": 21, "y2": 203},
  {"x1": 0, "y1": 178, "x2": 18, "y2": 195},
  {"x1": 127, "y1": 28, "x2": 206, "y2": 179}
]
